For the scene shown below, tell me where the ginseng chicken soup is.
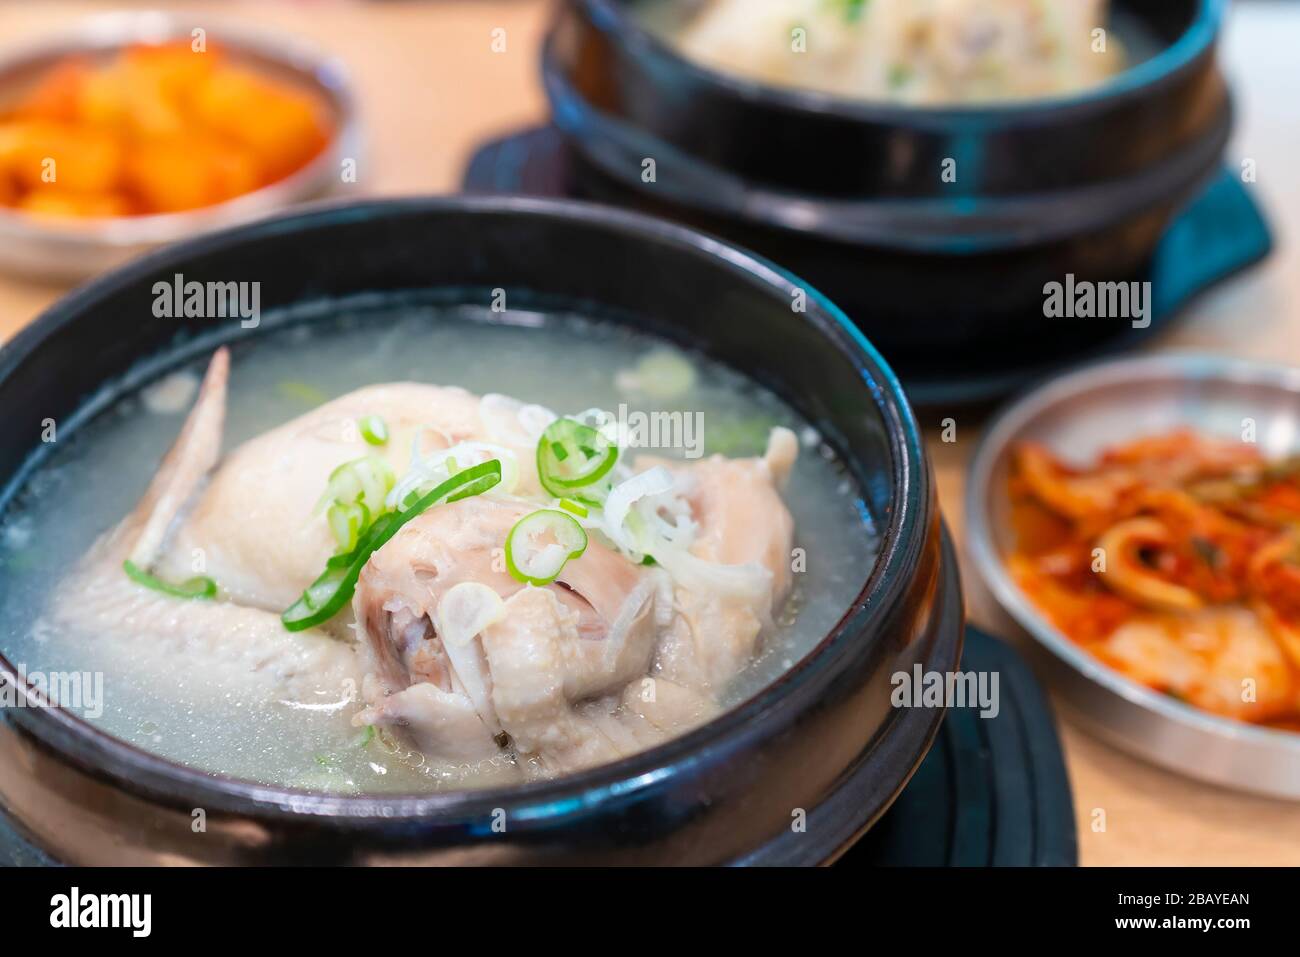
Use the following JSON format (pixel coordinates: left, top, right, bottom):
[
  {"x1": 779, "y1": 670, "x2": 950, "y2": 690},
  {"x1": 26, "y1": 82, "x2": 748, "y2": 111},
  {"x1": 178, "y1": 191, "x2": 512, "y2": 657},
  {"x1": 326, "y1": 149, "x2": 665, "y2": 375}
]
[
  {"x1": 637, "y1": 0, "x2": 1140, "y2": 105},
  {"x1": 0, "y1": 305, "x2": 877, "y2": 793}
]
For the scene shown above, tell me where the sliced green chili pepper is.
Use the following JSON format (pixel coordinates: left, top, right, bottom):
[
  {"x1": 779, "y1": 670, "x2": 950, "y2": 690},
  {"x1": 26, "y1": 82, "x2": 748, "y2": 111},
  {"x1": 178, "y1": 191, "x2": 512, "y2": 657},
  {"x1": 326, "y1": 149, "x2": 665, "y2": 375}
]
[
  {"x1": 282, "y1": 459, "x2": 501, "y2": 632},
  {"x1": 123, "y1": 560, "x2": 217, "y2": 600}
]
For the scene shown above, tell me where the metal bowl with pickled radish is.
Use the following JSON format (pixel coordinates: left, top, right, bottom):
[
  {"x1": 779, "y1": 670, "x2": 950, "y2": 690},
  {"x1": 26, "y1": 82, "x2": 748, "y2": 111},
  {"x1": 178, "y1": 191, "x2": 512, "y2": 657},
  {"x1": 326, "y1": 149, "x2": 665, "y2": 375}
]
[{"x1": 0, "y1": 11, "x2": 358, "y2": 281}]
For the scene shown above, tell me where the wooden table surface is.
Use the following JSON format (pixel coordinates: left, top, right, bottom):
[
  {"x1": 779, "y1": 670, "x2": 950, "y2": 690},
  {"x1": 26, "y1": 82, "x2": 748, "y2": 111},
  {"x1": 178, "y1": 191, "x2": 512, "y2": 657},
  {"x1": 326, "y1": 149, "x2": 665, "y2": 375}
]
[{"x1": 1, "y1": 0, "x2": 1297, "y2": 865}]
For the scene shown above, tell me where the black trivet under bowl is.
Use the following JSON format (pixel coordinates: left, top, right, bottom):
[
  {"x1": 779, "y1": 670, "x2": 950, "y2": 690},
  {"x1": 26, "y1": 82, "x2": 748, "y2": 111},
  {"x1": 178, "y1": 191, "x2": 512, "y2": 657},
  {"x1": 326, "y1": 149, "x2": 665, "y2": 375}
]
[
  {"x1": 839, "y1": 625, "x2": 1077, "y2": 867},
  {"x1": 463, "y1": 127, "x2": 1272, "y2": 409}
]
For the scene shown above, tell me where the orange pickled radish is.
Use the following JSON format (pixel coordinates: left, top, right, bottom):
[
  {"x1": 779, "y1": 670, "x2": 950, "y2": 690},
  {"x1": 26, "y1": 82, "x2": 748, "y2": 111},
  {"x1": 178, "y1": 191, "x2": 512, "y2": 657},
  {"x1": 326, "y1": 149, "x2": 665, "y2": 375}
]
[
  {"x1": 12, "y1": 58, "x2": 92, "y2": 122},
  {"x1": 125, "y1": 134, "x2": 262, "y2": 213},
  {"x1": 0, "y1": 39, "x2": 332, "y2": 220},
  {"x1": 0, "y1": 120, "x2": 123, "y2": 193},
  {"x1": 18, "y1": 188, "x2": 133, "y2": 219},
  {"x1": 192, "y1": 66, "x2": 330, "y2": 180}
]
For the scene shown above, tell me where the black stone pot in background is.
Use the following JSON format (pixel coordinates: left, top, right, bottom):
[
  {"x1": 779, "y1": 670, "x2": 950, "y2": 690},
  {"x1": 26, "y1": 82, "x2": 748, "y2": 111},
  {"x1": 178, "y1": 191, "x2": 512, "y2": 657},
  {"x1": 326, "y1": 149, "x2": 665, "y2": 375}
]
[
  {"x1": 542, "y1": 0, "x2": 1235, "y2": 377},
  {"x1": 0, "y1": 197, "x2": 962, "y2": 865}
]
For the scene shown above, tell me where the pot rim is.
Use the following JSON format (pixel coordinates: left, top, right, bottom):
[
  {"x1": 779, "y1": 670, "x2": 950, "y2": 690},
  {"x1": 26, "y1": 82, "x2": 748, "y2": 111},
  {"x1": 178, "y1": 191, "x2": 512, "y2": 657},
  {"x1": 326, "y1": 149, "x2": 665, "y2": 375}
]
[
  {"x1": 542, "y1": 53, "x2": 1229, "y2": 250},
  {"x1": 575, "y1": 0, "x2": 1226, "y2": 125},
  {"x1": 544, "y1": 0, "x2": 1230, "y2": 249},
  {"x1": 0, "y1": 194, "x2": 933, "y2": 824}
]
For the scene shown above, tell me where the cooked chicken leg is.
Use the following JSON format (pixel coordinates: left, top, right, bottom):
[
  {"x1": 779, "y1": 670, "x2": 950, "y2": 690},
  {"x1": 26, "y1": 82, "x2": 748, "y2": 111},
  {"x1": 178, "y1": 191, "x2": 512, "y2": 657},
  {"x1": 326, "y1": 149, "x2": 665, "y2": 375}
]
[
  {"x1": 160, "y1": 381, "x2": 486, "y2": 615},
  {"x1": 351, "y1": 497, "x2": 665, "y2": 773},
  {"x1": 351, "y1": 431, "x2": 796, "y2": 774},
  {"x1": 651, "y1": 428, "x2": 798, "y2": 693},
  {"x1": 53, "y1": 349, "x2": 361, "y2": 705},
  {"x1": 53, "y1": 347, "x2": 801, "y2": 780}
]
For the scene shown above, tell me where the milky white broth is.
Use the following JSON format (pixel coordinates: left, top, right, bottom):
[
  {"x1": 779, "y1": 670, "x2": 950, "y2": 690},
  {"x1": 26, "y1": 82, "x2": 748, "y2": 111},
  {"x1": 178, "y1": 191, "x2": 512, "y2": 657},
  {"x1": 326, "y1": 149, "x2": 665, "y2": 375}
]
[
  {"x1": 0, "y1": 304, "x2": 878, "y2": 793},
  {"x1": 635, "y1": 0, "x2": 1162, "y2": 105}
]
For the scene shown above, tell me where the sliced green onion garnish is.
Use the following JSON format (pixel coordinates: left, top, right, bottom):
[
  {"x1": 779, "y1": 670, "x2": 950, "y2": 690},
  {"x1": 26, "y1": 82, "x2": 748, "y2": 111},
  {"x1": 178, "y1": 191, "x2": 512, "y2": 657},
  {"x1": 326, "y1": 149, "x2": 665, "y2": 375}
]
[
  {"x1": 624, "y1": 349, "x2": 697, "y2": 399},
  {"x1": 318, "y1": 455, "x2": 394, "y2": 519},
  {"x1": 278, "y1": 380, "x2": 328, "y2": 406},
  {"x1": 504, "y1": 509, "x2": 589, "y2": 587},
  {"x1": 359, "y1": 415, "x2": 389, "y2": 446},
  {"x1": 573, "y1": 489, "x2": 611, "y2": 509},
  {"x1": 557, "y1": 498, "x2": 589, "y2": 518},
  {"x1": 705, "y1": 414, "x2": 778, "y2": 456},
  {"x1": 123, "y1": 560, "x2": 217, "y2": 600},
  {"x1": 837, "y1": 0, "x2": 868, "y2": 23},
  {"x1": 887, "y1": 63, "x2": 912, "y2": 89},
  {"x1": 536, "y1": 418, "x2": 618, "y2": 498},
  {"x1": 282, "y1": 459, "x2": 502, "y2": 632},
  {"x1": 328, "y1": 500, "x2": 369, "y2": 553}
]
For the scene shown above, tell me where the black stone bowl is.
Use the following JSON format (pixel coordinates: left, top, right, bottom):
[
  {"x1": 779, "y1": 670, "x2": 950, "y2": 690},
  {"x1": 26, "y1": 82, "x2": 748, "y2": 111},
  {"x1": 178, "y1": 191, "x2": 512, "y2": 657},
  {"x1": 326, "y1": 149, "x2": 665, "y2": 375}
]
[
  {"x1": 543, "y1": 0, "x2": 1233, "y2": 365},
  {"x1": 0, "y1": 197, "x2": 962, "y2": 865}
]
